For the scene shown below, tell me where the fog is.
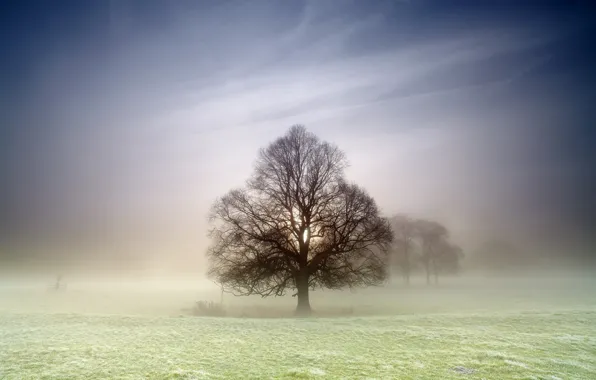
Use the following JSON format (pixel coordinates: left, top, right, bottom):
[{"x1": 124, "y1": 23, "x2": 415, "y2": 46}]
[
  {"x1": 3, "y1": 3, "x2": 596, "y2": 379},
  {"x1": 2, "y1": 1, "x2": 596, "y2": 278},
  {"x1": 0, "y1": 271, "x2": 594, "y2": 320},
  {"x1": 1, "y1": 0, "x2": 595, "y2": 321}
]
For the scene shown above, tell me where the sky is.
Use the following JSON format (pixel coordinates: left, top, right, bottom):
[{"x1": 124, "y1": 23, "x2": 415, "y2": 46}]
[{"x1": 1, "y1": 0, "x2": 595, "y2": 273}]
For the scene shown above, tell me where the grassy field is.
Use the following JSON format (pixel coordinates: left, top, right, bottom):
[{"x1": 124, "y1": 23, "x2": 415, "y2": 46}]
[{"x1": 0, "y1": 276, "x2": 595, "y2": 379}]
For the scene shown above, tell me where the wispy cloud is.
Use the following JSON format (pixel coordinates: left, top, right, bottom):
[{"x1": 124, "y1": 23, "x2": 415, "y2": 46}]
[{"x1": 151, "y1": 22, "x2": 556, "y2": 137}]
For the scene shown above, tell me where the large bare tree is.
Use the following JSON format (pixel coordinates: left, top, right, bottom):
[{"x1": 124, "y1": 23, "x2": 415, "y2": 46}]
[{"x1": 207, "y1": 126, "x2": 393, "y2": 315}]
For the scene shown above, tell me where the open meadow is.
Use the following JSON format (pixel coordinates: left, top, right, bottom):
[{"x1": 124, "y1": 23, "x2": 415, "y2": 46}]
[
  {"x1": 1, "y1": 275, "x2": 595, "y2": 379},
  {"x1": 3, "y1": 0, "x2": 596, "y2": 379}
]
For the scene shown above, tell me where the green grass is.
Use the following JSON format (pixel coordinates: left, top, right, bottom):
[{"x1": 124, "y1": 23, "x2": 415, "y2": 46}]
[
  {"x1": 1, "y1": 309, "x2": 595, "y2": 379},
  {"x1": 1, "y1": 276, "x2": 595, "y2": 379}
]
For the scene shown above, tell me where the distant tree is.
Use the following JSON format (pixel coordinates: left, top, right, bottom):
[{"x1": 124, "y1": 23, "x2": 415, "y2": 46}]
[
  {"x1": 49, "y1": 274, "x2": 66, "y2": 291},
  {"x1": 55, "y1": 274, "x2": 63, "y2": 290},
  {"x1": 389, "y1": 214, "x2": 418, "y2": 285},
  {"x1": 435, "y1": 241, "x2": 464, "y2": 277},
  {"x1": 207, "y1": 125, "x2": 393, "y2": 316},
  {"x1": 415, "y1": 219, "x2": 449, "y2": 285}
]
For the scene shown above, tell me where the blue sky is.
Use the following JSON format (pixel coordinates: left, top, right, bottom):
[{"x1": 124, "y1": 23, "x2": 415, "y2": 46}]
[{"x1": 1, "y1": 0, "x2": 595, "y2": 270}]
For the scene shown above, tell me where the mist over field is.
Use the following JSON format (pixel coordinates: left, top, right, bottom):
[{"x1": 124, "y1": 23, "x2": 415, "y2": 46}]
[
  {"x1": 2, "y1": 273, "x2": 595, "y2": 379},
  {"x1": 0, "y1": 272, "x2": 594, "y2": 317},
  {"x1": 1, "y1": 0, "x2": 596, "y2": 379}
]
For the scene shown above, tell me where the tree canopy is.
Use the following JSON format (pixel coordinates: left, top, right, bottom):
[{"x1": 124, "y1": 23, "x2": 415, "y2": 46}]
[
  {"x1": 207, "y1": 125, "x2": 393, "y2": 315},
  {"x1": 388, "y1": 216, "x2": 463, "y2": 285}
]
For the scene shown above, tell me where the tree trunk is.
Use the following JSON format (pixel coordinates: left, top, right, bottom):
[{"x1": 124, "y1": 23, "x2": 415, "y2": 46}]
[
  {"x1": 424, "y1": 261, "x2": 431, "y2": 285},
  {"x1": 295, "y1": 272, "x2": 312, "y2": 317}
]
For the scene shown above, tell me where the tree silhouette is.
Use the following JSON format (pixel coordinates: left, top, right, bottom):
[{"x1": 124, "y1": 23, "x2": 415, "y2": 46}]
[{"x1": 207, "y1": 125, "x2": 393, "y2": 315}]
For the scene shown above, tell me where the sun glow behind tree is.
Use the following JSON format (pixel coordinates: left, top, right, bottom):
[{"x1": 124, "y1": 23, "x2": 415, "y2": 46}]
[{"x1": 207, "y1": 125, "x2": 393, "y2": 315}]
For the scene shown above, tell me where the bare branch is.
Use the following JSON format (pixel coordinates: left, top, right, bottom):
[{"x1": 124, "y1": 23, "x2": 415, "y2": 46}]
[{"x1": 206, "y1": 125, "x2": 393, "y2": 303}]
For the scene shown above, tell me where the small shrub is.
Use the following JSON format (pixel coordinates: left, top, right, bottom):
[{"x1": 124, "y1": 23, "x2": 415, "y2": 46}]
[{"x1": 192, "y1": 301, "x2": 226, "y2": 317}]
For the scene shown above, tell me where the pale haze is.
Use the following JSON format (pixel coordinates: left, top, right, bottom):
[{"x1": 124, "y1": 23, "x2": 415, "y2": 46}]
[
  {"x1": 1, "y1": 0, "x2": 595, "y2": 275},
  {"x1": 2, "y1": 2, "x2": 596, "y2": 379}
]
